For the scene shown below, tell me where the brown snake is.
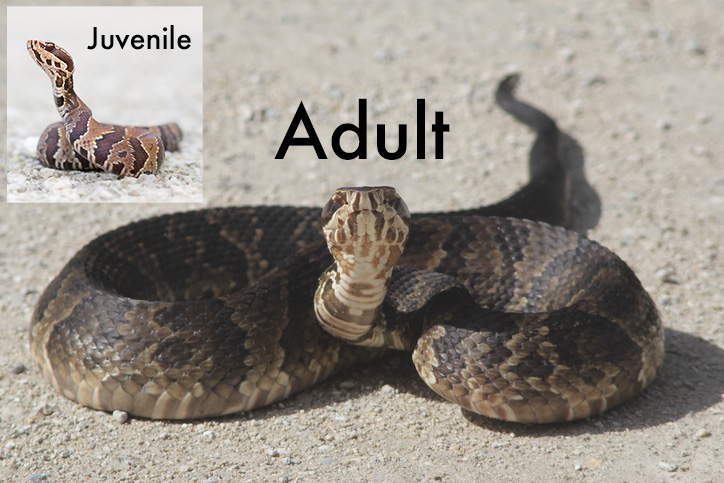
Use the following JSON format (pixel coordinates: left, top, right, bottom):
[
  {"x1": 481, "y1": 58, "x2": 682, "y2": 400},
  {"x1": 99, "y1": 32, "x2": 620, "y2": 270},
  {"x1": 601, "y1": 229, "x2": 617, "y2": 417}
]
[
  {"x1": 30, "y1": 76, "x2": 664, "y2": 422},
  {"x1": 27, "y1": 40, "x2": 182, "y2": 177}
]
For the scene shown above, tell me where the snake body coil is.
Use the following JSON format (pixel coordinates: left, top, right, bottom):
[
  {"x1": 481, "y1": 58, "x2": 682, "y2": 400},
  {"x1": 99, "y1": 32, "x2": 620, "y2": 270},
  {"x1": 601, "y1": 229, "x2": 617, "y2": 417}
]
[
  {"x1": 27, "y1": 40, "x2": 182, "y2": 177},
  {"x1": 30, "y1": 76, "x2": 663, "y2": 422}
]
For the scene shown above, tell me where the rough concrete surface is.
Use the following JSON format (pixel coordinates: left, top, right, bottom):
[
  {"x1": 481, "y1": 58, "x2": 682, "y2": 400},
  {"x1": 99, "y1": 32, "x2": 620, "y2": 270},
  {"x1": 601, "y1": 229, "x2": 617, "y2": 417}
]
[{"x1": 1, "y1": 1, "x2": 723, "y2": 482}]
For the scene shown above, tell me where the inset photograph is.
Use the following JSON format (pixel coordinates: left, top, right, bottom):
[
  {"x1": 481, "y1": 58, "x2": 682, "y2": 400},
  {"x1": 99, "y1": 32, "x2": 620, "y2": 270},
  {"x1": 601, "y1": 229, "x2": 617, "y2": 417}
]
[{"x1": 7, "y1": 6, "x2": 203, "y2": 203}]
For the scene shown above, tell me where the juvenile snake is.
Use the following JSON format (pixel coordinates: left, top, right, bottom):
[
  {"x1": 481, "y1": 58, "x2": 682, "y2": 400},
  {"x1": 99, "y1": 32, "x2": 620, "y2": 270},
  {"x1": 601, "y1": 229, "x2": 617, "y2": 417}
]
[
  {"x1": 27, "y1": 40, "x2": 182, "y2": 177},
  {"x1": 30, "y1": 76, "x2": 664, "y2": 422}
]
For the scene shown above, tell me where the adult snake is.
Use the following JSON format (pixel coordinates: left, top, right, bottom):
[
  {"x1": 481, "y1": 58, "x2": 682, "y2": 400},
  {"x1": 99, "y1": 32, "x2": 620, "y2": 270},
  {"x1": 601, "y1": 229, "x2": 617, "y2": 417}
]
[{"x1": 30, "y1": 75, "x2": 663, "y2": 422}]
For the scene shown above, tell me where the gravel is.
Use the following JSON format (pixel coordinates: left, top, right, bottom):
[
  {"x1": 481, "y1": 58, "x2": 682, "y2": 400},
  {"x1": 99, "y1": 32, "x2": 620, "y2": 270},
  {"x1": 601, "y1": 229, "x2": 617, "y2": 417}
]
[
  {"x1": 2, "y1": 1, "x2": 723, "y2": 482},
  {"x1": 5, "y1": 142, "x2": 204, "y2": 203}
]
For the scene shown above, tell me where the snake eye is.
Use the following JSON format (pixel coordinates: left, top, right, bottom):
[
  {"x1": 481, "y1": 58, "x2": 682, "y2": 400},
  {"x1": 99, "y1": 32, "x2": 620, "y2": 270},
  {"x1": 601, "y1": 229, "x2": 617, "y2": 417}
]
[
  {"x1": 44, "y1": 42, "x2": 55, "y2": 51},
  {"x1": 390, "y1": 196, "x2": 410, "y2": 222},
  {"x1": 321, "y1": 197, "x2": 345, "y2": 227}
]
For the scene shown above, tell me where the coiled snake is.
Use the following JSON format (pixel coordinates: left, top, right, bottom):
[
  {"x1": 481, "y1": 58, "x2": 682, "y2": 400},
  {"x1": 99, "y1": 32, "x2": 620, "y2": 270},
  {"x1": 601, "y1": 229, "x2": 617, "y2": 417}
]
[
  {"x1": 27, "y1": 40, "x2": 182, "y2": 177},
  {"x1": 30, "y1": 76, "x2": 663, "y2": 423}
]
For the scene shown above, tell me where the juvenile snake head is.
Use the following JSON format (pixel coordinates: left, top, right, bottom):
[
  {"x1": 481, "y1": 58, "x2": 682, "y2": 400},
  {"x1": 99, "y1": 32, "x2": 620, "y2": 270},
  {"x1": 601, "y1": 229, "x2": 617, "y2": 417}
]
[
  {"x1": 27, "y1": 40, "x2": 75, "y2": 87},
  {"x1": 321, "y1": 186, "x2": 411, "y2": 276}
]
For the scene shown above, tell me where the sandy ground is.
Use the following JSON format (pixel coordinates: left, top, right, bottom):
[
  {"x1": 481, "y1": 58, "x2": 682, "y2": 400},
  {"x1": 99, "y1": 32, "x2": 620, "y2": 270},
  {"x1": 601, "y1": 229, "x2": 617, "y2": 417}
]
[{"x1": 2, "y1": 1, "x2": 723, "y2": 482}]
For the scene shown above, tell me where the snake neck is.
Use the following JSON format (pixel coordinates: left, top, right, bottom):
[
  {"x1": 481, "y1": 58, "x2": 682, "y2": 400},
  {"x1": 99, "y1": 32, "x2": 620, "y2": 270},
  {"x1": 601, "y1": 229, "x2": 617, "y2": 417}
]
[
  {"x1": 314, "y1": 261, "x2": 410, "y2": 350},
  {"x1": 314, "y1": 253, "x2": 389, "y2": 334},
  {"x1": 56, "y1": 85, "x2": 99, "y2": 165},
  {"x1": 54, "y1": 75, "x2": 86, "y2": 119}
]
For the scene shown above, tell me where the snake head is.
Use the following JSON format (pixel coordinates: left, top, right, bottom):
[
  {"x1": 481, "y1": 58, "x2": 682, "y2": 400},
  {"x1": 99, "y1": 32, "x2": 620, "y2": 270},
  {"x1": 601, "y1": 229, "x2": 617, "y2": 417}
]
[
  {"x1": 321, "y1": 186, "x2": 410, "y2": 274},
  {"x1": 27, "y1": 40, "x2": 75, "y2": 83},
  {"x1": 316, "y1": 187, "x2": 411, "y2": 345}
]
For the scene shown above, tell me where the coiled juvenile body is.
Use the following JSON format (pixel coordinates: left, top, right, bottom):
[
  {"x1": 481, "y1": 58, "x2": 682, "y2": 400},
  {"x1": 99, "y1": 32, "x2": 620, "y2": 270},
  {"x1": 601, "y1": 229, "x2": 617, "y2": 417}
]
[{"x1": 28, "y1": 40, "x2": 182, "y2": 177}]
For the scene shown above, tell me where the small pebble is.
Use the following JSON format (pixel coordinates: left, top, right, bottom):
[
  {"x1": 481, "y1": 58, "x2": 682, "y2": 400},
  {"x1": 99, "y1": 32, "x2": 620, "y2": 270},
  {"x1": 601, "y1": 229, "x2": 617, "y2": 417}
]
[
  {"x1": 11, "y1": 362, "x2": 27, "y2": 374},
  {"x1": 655, "y1": 267, "x2": 678, "y2": 284},
  {"x1": 584, "y1": 74, "x2": 607, "y2": 86},
  {"x1": 696, "y1": 113, "x2": 713, "y2": 125},
  {"x1": 36, "y1": 403, "x2": 54, "y2": 416},
  {"x1": 684, "y1": 36, "x2": 706, "y2": 55},
  {"x1": 694, "y1": 429, "x2": 711, "y2": 440},
  {"x1": 339, "y1": 380, "x2": 356, "y2": 390},
  {"x1": 373, "y1": 49, "x2": 395, "y2": 62},
  {"x1": 558, "y1": 47, "x2": 576, "y2": 62},
  {"x1": 27, "y1": 474, "x2": 49, "y2": 483},
  {"x1": 112, "y1": 410, "x2": 129, "y2": 424},
  {"x1": 692, "y1": 145, "x2": 710, "y2": 157},
  {"x1": 658, "y1": 462, "x2": 678, "y2": 472},
  {"x1": 656, "y1": 119, "x2": 673, "y2": 131},
  {"x1": 44, "y1": 177, "x2": 74, "y2": 191}
]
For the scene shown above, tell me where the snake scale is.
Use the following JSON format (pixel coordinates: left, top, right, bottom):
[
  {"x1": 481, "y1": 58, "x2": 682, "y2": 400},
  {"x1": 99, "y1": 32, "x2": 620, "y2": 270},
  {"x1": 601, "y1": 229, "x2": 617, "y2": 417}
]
[
  {"x1": 28, "y1": 40, "x2": 182, "y2": 177},
  {"x1": 30, "y1": 75, "x2": 664, "y2": 423}
]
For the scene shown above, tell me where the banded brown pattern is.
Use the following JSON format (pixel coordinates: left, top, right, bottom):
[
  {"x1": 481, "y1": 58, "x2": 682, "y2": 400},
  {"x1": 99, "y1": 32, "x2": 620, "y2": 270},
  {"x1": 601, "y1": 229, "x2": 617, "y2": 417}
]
[{"x1": 28, "y1": 40, "x2": 182, "y2": 177}]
